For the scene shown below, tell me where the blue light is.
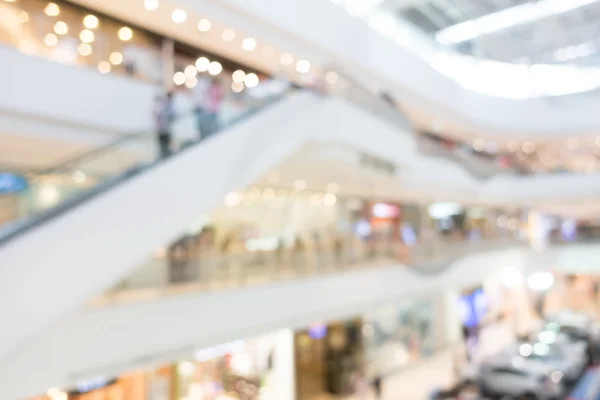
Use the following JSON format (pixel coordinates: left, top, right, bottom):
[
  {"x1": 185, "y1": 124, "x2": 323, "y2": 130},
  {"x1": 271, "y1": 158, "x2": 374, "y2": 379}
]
[{"x1": 0, "y1": 172, "x2": 28, "y2": 194}]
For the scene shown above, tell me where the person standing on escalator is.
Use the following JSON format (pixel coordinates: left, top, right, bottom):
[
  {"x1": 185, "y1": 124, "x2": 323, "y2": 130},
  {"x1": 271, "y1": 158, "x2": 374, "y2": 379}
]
[{"x1": 154, "y1": 91, "x2": 176, "y2": 159}]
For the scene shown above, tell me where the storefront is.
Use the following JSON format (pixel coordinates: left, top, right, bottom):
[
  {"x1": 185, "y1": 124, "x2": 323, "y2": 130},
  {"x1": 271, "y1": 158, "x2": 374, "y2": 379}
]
[
  {"x1": 29, "y1": 330, "x2": 295, "y2": 400},
  {"x1": 362, "y1": 299, "x2": 436, "y2": 379},
  {"x1": 295, "y1": 318, "x2": 364, "y2": 400}
]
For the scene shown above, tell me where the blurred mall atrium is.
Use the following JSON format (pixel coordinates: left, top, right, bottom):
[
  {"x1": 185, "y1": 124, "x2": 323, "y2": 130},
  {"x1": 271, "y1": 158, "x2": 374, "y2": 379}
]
[{"x1": 4, "y1": 0, "x2": 600, "y2": 399}]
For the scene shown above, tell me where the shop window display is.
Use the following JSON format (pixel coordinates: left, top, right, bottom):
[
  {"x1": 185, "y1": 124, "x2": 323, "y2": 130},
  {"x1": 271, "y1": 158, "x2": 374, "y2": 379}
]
[
  {"x1": 295, "y1": 319, "x2": 365, "y2": 400},
  {"x1": 362, "y1": 300, "x2": 435, "y2": 379}
]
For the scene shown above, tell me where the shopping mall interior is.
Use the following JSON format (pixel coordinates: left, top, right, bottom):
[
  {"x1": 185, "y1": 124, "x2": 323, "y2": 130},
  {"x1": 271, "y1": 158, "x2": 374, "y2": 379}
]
[{"x1": 4, "y1": 0, "x2": 600, "y2": 399}]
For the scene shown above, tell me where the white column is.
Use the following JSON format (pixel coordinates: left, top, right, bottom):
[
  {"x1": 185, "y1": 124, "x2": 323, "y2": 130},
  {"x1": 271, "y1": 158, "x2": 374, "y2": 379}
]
[{"x1": 262, "y1": 328, "x2": 295, "y2": 400}]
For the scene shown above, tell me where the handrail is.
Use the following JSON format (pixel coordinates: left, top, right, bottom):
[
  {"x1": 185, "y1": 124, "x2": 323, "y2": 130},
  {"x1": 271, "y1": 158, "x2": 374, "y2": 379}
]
[{"x1": 0, "y1": 92, "x2": 289, "y2": 247}]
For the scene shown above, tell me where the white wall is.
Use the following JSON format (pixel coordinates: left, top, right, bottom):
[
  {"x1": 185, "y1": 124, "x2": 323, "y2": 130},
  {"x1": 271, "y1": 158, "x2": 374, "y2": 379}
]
[
  {"x1": 184, "y1": 0, "x2": 600, "y2": 135},
  {"x1": 0, "y1": 46, "x2": 159, "y2": 143}
]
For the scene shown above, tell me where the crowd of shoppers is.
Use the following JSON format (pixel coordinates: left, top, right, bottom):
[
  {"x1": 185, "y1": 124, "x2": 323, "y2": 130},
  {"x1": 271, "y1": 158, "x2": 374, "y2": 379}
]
[{"x1": 153, "y1": 74, "x2": 226, "y2": 159}]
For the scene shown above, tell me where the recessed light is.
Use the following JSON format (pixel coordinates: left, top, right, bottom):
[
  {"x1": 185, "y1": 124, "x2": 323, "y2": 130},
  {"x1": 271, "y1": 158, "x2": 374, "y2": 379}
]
[
  {"x1": 208, "y1": 61, "x2": 222, "y2": 76},
  {"x1": 173, "y1": 71, "x2": 186, "y2": 85},
  {"x1": 242, "y1": 37, "x2": 257, "y2": 51},
  {"x1": 144, "y1": 0, "x2": 158, "y2": 10},
  {"x1": 172, "y1": 9, "x2": 187, "y2": 23},
  {"x1": 118, "y1": 27, "x2": 133, "y2": 41},
  {"x1": 44, "y1": 2, "x2": 60, "y2": 17},
  {"x1": 53, "y1": 21, "x2": 68, "y2": 35},
  {"x1": 196, "y1": 57, "x2": 210, "y2": 72},
  {"x1": 98, "y1": 61, "x2": 111, "y2": 74},
  {"x1": 232, "y1": 70, "x2": 246, "y2": 83},
  {"x1": 244, "y1": 73, "x2": 259, "y2": 88},
  {"x1": 296, "y1": 59, "x2": 310, "y2": 73},
  {"x1": 83, "y1": 14, "x2": 98, "y2": 29},
  {"x1": 197, "y1": 19, "x2": 211, "y2": 32}
]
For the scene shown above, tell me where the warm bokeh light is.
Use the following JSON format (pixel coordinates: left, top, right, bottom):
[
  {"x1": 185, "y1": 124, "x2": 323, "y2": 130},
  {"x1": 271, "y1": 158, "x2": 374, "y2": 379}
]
[
  {"x1": 222, "y1": 29, "x2": 235, "y2": 41},
  {"x1": 118, "y1": 27, "x2": 133, "y2": 41},
  {"x1": 53, "y1": 21, "x2": 68, "y2": 35},
  {"x1": 242, "y1": 37, "x2": 257, "y2": 51},
  {"x1": 244, "y1": 73, "x2": 259, "y2": 88},
  {"x1": 172, "y1": 9, "x2": 187, "y2": 23},
  {"x1": 44, "y1": 33, "x2": 58, "y2": 47},
  {"x1": 44, "y1": 2, "x2": 60, "y2": 17},
  {"x1": 98, "y1": 61, "x2": 111, "y2": 74},
  {"x1": 296, "y1": 60, "x2": 311, "y2": 73},
  {"x1": 78, "y1": 43, "x2": 92, "y2": 56},
  {"x1": 208, "y1": 61, "x2": 222, "y2": 76},
  {"x1": 184, "y1": 65, "x2": 197, "y2": 78},
  {"x1": 173, "y1": 71, "x2": 186, "y2": 85},
  {"x1": 79, "y1": 29, "x2": 95, "y2": 43},
  {"x1": 83, "y1": 14, "x2": 98, "y2": 29},
  {"x1": 231, "y1": 81, "x2": 244, "y2": 93},
  {"x1": 197, "y1": 19, "x2": 211, "y2": 32},
  {"x1": 185, "y1": 76, "x2": 198, "y2": 88},
  {"x1": 232, "y1": 69, "x2": 246, "y2": 83},
  {"x1": 144, "y1": 0, "x2": 158, "y2": 10},
  {"x1": 195, "y1": 57, "x2": 210, "y2": 72},
  {"x1": 109, "y1": 52, "x2": 123, "y2": 65}
]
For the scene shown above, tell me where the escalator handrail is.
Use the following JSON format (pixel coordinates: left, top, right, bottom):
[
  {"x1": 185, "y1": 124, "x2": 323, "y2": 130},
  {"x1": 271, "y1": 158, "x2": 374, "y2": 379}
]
[{"x1": 0, "y1": 92, "x2": 291, "y2": 248}]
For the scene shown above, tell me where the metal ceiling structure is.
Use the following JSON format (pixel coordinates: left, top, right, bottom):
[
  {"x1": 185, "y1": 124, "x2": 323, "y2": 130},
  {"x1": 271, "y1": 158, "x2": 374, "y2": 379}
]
[{"x1": 384, "y1": 0, "x2": 600, "y2": 64}]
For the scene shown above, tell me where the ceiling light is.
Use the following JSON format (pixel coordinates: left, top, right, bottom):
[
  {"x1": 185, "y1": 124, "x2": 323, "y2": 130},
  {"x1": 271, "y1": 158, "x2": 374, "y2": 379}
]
[
  {"x1": 296, "y1": 60, "x2": 311, "y2": 73},
  {"x1": 144, "y1": 0, "x2": 158, "y2": 10},
  {"x1": 44, "y1": 2, "x2": 60, "y2": 17},
  {"x1": 436, "y1": 0, "x2": 600, "y2": 45},
  {"x1": 118, "y1": 27, "x2": 133, "y2": 41},
  {"x1": 184, "y1": 65, "x2": 197, "y2": 78},
  {"x1": 109, "y1": 51, "x2": 123, "y2": 65},
  {"x1": 185, "y1": 76, "x2": 198, "y2": 88},
  {"x1": 173, "y1": 71, "x2": 186, "y2": 85},
  {"x1": 195, "y1": 57, "x2": 210, "y2": 72},
  {"x1": 53, "y1": 21, "x2": 68, "y2": 35},
  {"x1": 44, "y1": 33, "x2": 58, "y2": 47},
  {"x1": 79, "y1": 29, "x2": 94, "y2": 43},
  {"x1": 324, "y1": 193, "x2": 337, "y2": 206},
  {"x1": 231, "y1": 81, "x2": 244, "y2": 93},
  {"x1": 197, "y1": 18, "x2": 211, "y2": 32},
  {"x1": 172, "y1": 9, "x2": 187, "y2": 23},
  {"x1": 232, "y1": 70, "x2": 246, "y2": 83},
  {"x1": 78, "y1": 43, "x2": 92, "y2": 56},
  {"x1": 242, "y1": 37, "x2": 257, "y2": 51},
  {"x1": 208, "y1": 61, "x2": 222, "y2": 76},
  {"x1": 325, "y1": 71, "x2": 339, "y2": 84},
  {"x1": 280, "y1": 52, "x2": 293, "y2": 66},
  {"x1": 83, "y1": 14, "x2": 98, "y2": 29},
  {"x1": 222, "y1": 29, "x2": 235, "y2": 41},
  {"x1": 262, "y1": 46, "x2": 274, "y2": 58},
  {"x1": 244, "y1": 73, "x2": 259, "y2": 88},
  {"x1": 4, "y1": 0, "x2": 16, "y2": 2},
  {"x1": 98, "y1": 61, "x2": 111, "y2": 74}
]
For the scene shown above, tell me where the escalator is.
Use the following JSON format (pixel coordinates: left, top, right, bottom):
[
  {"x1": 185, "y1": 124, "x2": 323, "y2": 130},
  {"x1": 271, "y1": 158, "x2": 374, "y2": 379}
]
[{"x1": 0, "y1": 89, "x2": 318, "y2": 362}]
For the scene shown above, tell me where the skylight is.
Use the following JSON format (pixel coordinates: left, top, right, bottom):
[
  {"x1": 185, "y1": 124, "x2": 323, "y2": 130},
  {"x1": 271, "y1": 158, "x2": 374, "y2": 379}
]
[{"x1": 436, "y1": 0, "x2": 600, "y2": 44}]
